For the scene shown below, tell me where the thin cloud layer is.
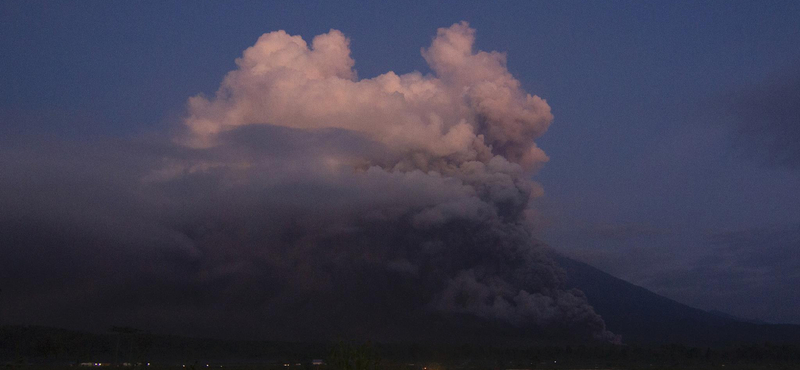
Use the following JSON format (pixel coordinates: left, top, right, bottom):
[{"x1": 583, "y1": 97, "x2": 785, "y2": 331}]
[{"x1": 0, "y1": 23, "x2": 614, "y2": 342}]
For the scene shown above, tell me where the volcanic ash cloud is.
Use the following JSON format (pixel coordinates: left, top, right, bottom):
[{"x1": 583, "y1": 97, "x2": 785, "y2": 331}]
[
  {"x1": 162, "y1": 22, "x2": 615, "y2": 341},
  {"x1": 154, "y1": 21, "x2": 613, "y2": 341},
  {"x1": 0, "y1": 22, "x2": 614, "y2": 342},
  {"x1": 181, "y1": 22, "x2": 551, "y2": 170}
]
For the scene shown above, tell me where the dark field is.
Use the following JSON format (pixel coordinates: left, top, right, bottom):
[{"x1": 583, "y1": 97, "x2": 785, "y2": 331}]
[
  {"x1": 5, "y1": 362, "x2": 800, "y2": 370},
  {"x1": 3, "y1": 326, "x2": 800, "y2": 370}
]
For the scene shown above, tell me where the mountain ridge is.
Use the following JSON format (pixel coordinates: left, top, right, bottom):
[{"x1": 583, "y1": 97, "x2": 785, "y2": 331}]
[
  {"x1": 2, "y1": 254, "x2": 799, "y2": 350},
  {"x1": 552, "y1": 252, "x2": 800, "y2": 346}
]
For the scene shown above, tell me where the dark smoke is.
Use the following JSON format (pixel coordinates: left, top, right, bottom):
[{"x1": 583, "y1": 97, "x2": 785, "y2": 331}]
[{"x1": 0, "y1": 22, "x2": 615, "y2": 343}]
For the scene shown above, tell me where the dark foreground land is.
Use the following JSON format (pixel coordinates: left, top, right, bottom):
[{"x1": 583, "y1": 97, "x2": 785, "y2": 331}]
[
  {"x1": 4, "y1": 359, "x2": 800, "y2": 370},
  {"x1": 3, "y1": 326, "x2": 800, "y2": 370}
]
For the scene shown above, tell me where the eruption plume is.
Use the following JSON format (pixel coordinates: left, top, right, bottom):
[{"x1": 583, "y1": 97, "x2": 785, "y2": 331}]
[{"x1": 0, "y1": 22, "x2": 614, "y2": 342}]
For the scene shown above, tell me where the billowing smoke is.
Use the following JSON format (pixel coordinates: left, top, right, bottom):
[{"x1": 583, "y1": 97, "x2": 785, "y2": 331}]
[
  {"x1": 0, "y1": 22, "x2": 613, "y2": 342},
  {"x1": 180, "y1": 22, "x2": 550, "y2": 170}
]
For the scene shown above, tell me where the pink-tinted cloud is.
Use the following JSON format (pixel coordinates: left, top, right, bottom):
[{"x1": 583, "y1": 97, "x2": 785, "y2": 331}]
[{"x1": 181, "y1": 22, "x2": 551, "y2": 171}]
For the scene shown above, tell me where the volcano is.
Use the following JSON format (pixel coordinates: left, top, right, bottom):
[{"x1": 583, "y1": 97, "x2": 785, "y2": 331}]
[{"x1": 553, "y1": 251, "x2": 800, "y2": 346}]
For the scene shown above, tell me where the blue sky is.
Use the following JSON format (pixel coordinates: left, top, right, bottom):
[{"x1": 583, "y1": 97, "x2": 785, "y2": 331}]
[{"x1": 2, "y1": 1, "x2": 799, "y2": 325}]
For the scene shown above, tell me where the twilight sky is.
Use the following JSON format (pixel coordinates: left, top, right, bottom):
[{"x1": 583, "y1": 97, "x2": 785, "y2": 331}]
[{"x1": 1, "y1": 0, "x2": 799, "y2": 333}]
